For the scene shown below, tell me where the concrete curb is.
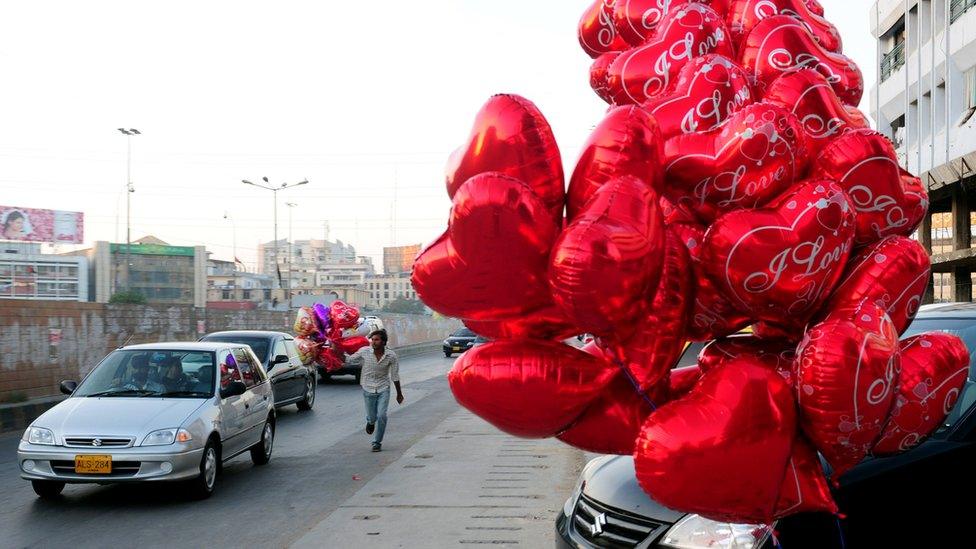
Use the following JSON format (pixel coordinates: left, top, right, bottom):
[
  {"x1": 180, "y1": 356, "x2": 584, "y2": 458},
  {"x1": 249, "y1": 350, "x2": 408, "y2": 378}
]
[{"x1": 0, "y1": 396, "x2": 65, "y2": 434}]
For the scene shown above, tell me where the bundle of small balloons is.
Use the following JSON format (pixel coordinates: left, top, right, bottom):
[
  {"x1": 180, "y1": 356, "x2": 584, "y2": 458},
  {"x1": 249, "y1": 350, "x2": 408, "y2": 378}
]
[
  {"x1": 293, "y1": 301, "x2": 369, "y2": 371},
  {"x1": 411, "y1": 0, "x2": 972, "y2": 525}
]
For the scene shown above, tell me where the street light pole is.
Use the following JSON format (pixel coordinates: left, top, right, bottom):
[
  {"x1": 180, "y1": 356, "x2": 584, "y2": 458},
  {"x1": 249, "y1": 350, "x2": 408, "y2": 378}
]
[
  {"x1": 286, "y1": 202, "x2": 297, "y2": 309},
  {"x1": 117, "y1": 128, "x2": 141, "y2": 293},
  {"x1": 223, "y1": 211, "x2": 237, "y2": 269},
  {"x1": 242, "y1": 178, "x2": 308, "y2": 308}
]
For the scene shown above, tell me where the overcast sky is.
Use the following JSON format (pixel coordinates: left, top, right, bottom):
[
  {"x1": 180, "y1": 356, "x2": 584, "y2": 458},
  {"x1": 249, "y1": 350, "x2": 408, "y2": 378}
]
[{"x1": 0, "y1": 0, "x2": 876, "y2": 273}]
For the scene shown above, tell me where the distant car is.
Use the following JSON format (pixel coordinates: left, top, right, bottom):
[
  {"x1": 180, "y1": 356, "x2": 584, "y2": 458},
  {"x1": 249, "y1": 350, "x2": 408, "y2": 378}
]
[
  {"x1": 443, "y1": 327, "x2": 478, "y2": 357},
  {"x1": 200, "y1": 331, "x2": 316, "y2": 411},
  {"x1": 18, "y1": 342, "x2": 275, "y2": 500},
  {"x1": 363, "y1": 315, "x2": 384, "y2": 333},
  {"x1": 555, "y1": 305, "x2": 976, "y2": 548}
]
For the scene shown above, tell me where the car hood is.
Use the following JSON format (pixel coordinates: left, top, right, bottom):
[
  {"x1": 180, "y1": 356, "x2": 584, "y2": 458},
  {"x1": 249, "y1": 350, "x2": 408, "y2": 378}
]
[
  {"x1": 35, "y1": 397, "x2": 208, "y2": 438},
  {"x1": 582, "y1": 455, "x2": 686, "y2": 525}
]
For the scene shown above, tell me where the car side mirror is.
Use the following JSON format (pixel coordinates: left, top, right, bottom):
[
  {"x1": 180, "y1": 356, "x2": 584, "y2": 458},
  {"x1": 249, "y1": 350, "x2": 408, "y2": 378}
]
[
  {"x1": 60, "y1": 380, "x2": 78, "y2": 395},
  {"x1": 272, "y1": 354, "x2": 290, "y2": 366},
  {"x1": 220, "y1": 381, "x2": 247, "y2": 399}
]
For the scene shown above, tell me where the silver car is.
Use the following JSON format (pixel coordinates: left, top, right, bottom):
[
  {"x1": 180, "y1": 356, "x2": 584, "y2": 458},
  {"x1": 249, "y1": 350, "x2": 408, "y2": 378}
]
[{"x1": 17, "y1": 342, "x2": 275, "y2": 500}]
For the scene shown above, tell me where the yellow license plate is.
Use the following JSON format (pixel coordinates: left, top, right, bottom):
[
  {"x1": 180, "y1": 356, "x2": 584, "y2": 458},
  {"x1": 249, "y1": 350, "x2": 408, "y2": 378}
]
[
  {"x1": 453, "y1": 347, "x2": 461, "y2": 351},
  {"x1": 75, "y1": 454, "x2": 112, "y2": 474}
]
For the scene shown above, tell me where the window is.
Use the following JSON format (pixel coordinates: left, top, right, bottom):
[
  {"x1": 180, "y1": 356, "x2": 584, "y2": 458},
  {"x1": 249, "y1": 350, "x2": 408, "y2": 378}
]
[
  {"x1": 220, "y1": 351, "x2": 243, "y2": 389},
  {"x1": 222, "y1": 290, "x2": 231, "y2": 300},
  {"x1": 385, "y1": 292, "x2": 389, "y2": 299},
  {"x1": 890, "y1": 115, "x2": 906, "y2": 149},
  {"x1": 233, "y1": 348, "x2": 257, "y2": 387},
  {"x1": 242, "y1": 289, "x2": 251, "y2": 299},
  {"x1": 966, "y1": 68, "x2": 976, "y2": 111},
  {"x1": 272, "y1": 339, "x2": 288, "y2": 364},
  {"x1": 264, "y1": 289, "x2": 271, "y2": 299},
  {"x1": 384, "y1": 283, "x2": 389, "y2": 290}
]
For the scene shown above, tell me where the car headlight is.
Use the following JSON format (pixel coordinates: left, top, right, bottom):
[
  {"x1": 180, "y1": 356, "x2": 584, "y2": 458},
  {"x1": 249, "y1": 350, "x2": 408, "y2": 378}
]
[
  {"x1": 142, "y1": 428, "x2": 192, "y2": 446},
  {"x1": 26, "y1": 427, "x2": 56, "y2": 446},
  {"x1": 661, "y1": 514, "x2": 772, "y2": 549}
]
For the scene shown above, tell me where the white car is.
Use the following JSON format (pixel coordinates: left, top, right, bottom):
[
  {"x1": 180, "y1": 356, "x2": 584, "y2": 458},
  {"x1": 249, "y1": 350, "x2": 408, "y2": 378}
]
[{"x1": 18, "y1": 342, "x2": 275, "y2": 500}]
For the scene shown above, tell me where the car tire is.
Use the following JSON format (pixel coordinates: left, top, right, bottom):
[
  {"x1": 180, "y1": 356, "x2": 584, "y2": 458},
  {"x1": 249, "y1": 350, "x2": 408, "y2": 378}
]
[
  {"x1": 320, "y1": 373, "x2": 331, "y2": 384},
  {"x1": 31, "y1": 480, "x2": 65, "y2": 499},
  {"x1": 189, "y1": 439, "x2": 219, "y2": 500},
  {"x1": 250, "y1": 418, "x2": 274, "y2": 466},
  {"x1": 444, "y1": 351, "x2": 452, "y2": 358},
  {"x1": 296, "y1": 376, "x2": 315, "y2": 411}
]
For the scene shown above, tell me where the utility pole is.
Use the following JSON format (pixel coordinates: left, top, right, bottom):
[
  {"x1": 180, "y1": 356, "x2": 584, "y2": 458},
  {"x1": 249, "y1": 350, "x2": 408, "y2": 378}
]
[
  {"x1": 242, "y1": 177, "x2": 308, "y2": 306},
  {"x1": 286, "y1": 202, "x2": 297, "y2": 309},
  {"x1": 117, "y1": 128, "x2": 141, "y2": 293}
]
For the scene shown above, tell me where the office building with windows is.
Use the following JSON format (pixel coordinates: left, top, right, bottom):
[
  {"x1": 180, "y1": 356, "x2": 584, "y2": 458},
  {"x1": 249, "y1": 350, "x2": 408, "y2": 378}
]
[{"x1": 0, "y1": 241, "x2": 88, "y2": 301}]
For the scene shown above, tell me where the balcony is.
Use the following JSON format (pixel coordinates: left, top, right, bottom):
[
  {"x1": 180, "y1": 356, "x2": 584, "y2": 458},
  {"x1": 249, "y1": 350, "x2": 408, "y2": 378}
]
[
  {"x1": 880, "y1": 41, "x2": 905, "y2": 82},
  {"x1": 951, "y1": 0, "x2": 976, "y2": 23}
]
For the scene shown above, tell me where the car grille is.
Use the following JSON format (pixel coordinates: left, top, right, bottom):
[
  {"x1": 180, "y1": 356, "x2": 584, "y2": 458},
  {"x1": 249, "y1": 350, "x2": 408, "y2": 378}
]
[
  {"x1": 51, "y1": 460, "x2": 142, "y2": 477},
  {"x1": 64, "y1": 436, "x2": 134, "y2": 448},
  {"x1": 572, "y1": 493, "x2": 665, "y2": 548}
]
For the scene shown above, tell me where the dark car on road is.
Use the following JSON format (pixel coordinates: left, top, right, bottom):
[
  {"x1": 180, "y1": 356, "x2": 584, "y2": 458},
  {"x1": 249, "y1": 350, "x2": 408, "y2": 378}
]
[
  {"x1": 200, "y1": 331, "x2": 316, "y2": 411},
  {"x1": 556, "y1": 303, "x2": 976, "y2": 548},
  {"x1": 443, "y1": 327, "x2": 478, "y2": 357}
]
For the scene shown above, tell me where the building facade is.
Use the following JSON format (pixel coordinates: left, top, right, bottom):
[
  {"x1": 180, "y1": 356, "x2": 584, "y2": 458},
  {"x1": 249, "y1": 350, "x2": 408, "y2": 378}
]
[
  {"x1": 383, "y1": 244, "x2": 422, "y2": 275},
  {"x1": 366, "y1": 272, "x2": 418, "y2": 309},
  {"x1": 871, "y1": 0, "x2": 976, "y2": 302},
  {"x1": 0, "y1": 241, "x2": 88, "y2": 301},
  {"x1": 206, "y1": 258, "x2": 281, "y2": 309},
  {"x1": 80, "y1": 238, "x2": 207, "y2": 306}
]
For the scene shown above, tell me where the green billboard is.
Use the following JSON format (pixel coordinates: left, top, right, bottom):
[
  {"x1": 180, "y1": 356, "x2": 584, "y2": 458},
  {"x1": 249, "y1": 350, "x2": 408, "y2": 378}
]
[{"x1": 110, "y1": 243, "x2": 195, "y2": 256}]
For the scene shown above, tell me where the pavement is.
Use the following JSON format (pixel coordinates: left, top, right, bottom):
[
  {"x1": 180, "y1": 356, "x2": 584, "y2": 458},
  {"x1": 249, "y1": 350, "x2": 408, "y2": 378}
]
[{"x1": 0, "y1": 350, "x2": 586, "y2": 549}]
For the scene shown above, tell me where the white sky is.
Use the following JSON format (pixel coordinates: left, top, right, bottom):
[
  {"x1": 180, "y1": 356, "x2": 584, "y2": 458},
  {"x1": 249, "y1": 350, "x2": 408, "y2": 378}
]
[{"x1": 0, "y1": 0, "x2": 876, "y2": 273}]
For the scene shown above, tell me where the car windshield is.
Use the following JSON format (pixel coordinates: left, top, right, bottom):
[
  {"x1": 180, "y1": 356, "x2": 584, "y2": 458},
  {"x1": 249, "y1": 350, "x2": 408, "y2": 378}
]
[
  {"x1": 202, "y1": 336, "x2": 270, "y2": 363},
  {"x1": 74, "y1": 350, "x2": 216, "y2": 398},
  {"x1": 452, "y1": 328, "x2": 475, "y2": 338},
  {"x1": 901, "y1": 316, "x2": 976, "y2": 432}
]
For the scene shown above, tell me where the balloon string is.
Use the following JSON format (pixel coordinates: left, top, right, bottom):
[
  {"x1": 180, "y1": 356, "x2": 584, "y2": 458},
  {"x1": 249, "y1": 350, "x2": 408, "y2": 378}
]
[
  {"x1": 610, "y1": 356, "x2": 658, "y2": 412},
  {"x1": 835, "y1": 516, "x2": 846, "y2": 549}
]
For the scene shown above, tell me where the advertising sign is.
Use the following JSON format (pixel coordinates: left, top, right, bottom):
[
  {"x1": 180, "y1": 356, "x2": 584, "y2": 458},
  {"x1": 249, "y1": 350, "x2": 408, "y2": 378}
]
[{"x1": 0, "y1": 205, "x2": 84, "y2": 244}]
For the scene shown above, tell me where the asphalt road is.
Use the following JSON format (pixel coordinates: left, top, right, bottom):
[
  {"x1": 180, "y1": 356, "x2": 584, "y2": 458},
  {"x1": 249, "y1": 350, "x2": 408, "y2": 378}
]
[{"x1": 0, "y1": 351, "x2": 459, "y2": 549}]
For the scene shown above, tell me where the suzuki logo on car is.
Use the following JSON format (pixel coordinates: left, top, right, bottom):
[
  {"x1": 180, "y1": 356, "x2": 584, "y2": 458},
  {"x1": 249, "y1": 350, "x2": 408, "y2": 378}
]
[
  {"x1": 92, "y1": 438, "x2": 102, "y2": 447},
  {"x1": 590, "y1": 513, "x2": 607, "y2": 537}
]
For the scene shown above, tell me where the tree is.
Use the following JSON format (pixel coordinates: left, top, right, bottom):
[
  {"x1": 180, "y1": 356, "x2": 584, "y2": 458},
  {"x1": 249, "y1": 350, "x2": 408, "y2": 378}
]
[
  {"x1": 109, "y1": 290, "x2": 147, "y2": 304},
  {"x1": 381, "y1": 297, "x2": 426, "y2": 314}
]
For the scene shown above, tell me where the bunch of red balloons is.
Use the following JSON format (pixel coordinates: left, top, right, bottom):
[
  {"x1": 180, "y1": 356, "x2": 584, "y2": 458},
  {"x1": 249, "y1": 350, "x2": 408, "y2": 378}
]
[
  {"x1": 411, "y1": 0, "x2": 971, "y2": 525},
  {"x1": 293, "y1": 301, "x2": 369, "y2": 372}
]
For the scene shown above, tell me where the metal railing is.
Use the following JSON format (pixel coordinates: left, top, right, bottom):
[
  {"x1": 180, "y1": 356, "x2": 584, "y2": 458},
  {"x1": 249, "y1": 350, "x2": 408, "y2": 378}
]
[
  {"x1": 881, "y1": 41, "x2": 906, "y2": 82},
  {"x1": 952, "y1": 0, "x2": 976, "y2": 23}
]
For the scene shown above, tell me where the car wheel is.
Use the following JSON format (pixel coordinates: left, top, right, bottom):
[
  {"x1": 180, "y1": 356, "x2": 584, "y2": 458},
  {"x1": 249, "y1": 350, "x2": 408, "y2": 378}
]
[
  {"x1": 319, "y1": 373, "x2": 331, "y2": 384},
  {"x1": 250, "y1": 418, "x2": 274, "y2": 465},
  {"x1": 189, "y1": 440, "x2": 219, "y2": 500},
  {"x1": 296, "y1": 376, "x2": 315, "y2": 411},
  {"x1": 31, "y1": 480, "x2": 65, "y2": 499},
  {"x1": 444, "y1": 351, "x2": 452, "y2": 358}
]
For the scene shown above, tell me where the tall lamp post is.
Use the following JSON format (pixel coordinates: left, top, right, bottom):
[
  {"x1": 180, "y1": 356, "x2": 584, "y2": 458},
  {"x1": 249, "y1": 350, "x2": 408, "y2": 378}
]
[
  {"x1": 117, "y1": 128, "x2": 141, "y2": 292},
  {"x1": 285, "y1": 202, "x2": 298, "y2": 308},
  {"x1": 242, "y1": 177, "x2": 308, "y2": 307},
  {"x1": 223, "y1": 211, "x2": 238, "y2": 269}
]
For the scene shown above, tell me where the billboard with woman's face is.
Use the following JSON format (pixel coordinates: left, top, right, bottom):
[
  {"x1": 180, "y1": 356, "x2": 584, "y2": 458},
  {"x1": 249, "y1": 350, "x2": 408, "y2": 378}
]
[{"x1": 0, "y1": 206, "x2": 83, "y2": 243}]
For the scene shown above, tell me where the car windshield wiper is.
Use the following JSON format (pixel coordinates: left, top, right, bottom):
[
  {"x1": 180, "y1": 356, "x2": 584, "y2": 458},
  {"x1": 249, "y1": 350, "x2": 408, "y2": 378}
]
[
  {"x1": 158, "y1": 390, "x2": 211, "y2": 397},
  {"x1": 85, "y1": 389, "x2": 158, "y2": 397}
]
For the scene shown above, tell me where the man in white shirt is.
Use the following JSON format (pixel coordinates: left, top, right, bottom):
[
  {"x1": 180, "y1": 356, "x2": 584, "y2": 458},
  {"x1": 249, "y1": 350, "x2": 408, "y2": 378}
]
[{"x1": 345, "y1": 329, "x2": 404, "y2": 452}]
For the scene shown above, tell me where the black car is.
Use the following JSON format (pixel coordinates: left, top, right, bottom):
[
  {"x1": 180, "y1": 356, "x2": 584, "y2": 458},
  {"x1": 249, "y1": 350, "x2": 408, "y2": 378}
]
[
  {"x1": 200, "y1": 330, "x2": 316, "y2": 411},
  {"x1": 556, "y1": 303, "x2": 976, "y2": 548},
  {"x1": 443, "y1": 327, "x2": 478, "y2": 357}
]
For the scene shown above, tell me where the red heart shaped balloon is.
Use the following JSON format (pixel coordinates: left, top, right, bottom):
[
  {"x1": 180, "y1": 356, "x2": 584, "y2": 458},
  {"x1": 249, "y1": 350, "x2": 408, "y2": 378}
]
[
  {"x1": 804, "y1": 0, "x2": 824, "y2": 16},
  {"x1": 590, "y1": 52, "x2": 622, "y2": 104},
  {"x1": 550, "y1": 176, "x2": 666, "y2": 338},
  {"x1": 567, "y1": 105, "x2": 665, "y2": 221},
  {"x1": 775, "y1": 437, "x2": 838, "y2": 518},
  {"x1": 448, "y1": 340, "x2": 618, "y2": 438},
  {"x1": 872, "y1": 333, "x2": 970, "y2": 455},
  {"x1": 602, "y1": 3, "x2": 736, "y2": 105},
  {"x1": 602, "y1": 229, "x2": 693, "y2": 390},
  {"x1": 811, "y1": 129, "x2": 929, "y2": 246},
  {"x1": 669, "y1": 364, "x2": 703, "y2": 398},
  {"x1": 794, "y1": 300, "x2": 900, "y2": 476},
  {"x1": 702, "y1": 179, "x2": 856, "y2": 325},
  {"x1": 612, "y1": 0, "x2": 730, "y2": 46},
  {"x1": 825, "y1": 236, "x2": 931, "y2": 335},
  {"x1": 557, "y1": 371, "x2": 665, "y2": 455},
  {"x1": 763, "y1": 68, "x2": 869, "y2": 156},
  {"x1": 412, "y1": 173, "x2": 558, "y2": 320},
  {"x1": 671, "y1": 222, "x2": 751, "y2": 340},
  {"x1": 644, "y1": 54, "x2": 755, "y2": 141},
  {"x1": 334, "y1": 335, "x2": 368, "y2": 355},
  {"x1": 663, "y1": 102, "x2": 809, "y2": 220},
  {"x1": 445, "y1": 95, "x2": 564, "y2": 223},
  {"x1": 329, "y1": 300, "x2": 360, "y2": 329},
  {"x1": 728, "y1": 0, "x2": 842, "y2": 53},
  {"x1": 739, "y1": 15, "x2": 863, "y2": 106},
  {"x1": 579, "y1": 0, "x2": 631, "y2": 58},
  {"x1": 699, "y1": 334, "x2": 796, "y2": 385},
  {"x1": 635, "y1": 357, "x2": 797, "y2": 524},
  {"x1": 463, "y1": 303, "x2": 580, "y2": 341}
]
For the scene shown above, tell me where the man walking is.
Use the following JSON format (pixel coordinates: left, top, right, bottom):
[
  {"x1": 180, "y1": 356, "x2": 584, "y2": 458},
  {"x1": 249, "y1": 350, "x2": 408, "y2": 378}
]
[{"x1": 345, "y1": 329, "x2": 403, "y2": 452}]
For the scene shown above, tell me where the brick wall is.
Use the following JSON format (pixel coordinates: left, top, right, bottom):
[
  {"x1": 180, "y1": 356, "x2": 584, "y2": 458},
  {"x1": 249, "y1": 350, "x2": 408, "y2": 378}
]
[{"x1": 0, "y1": 300, "x2": 457, "y2": 402}]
